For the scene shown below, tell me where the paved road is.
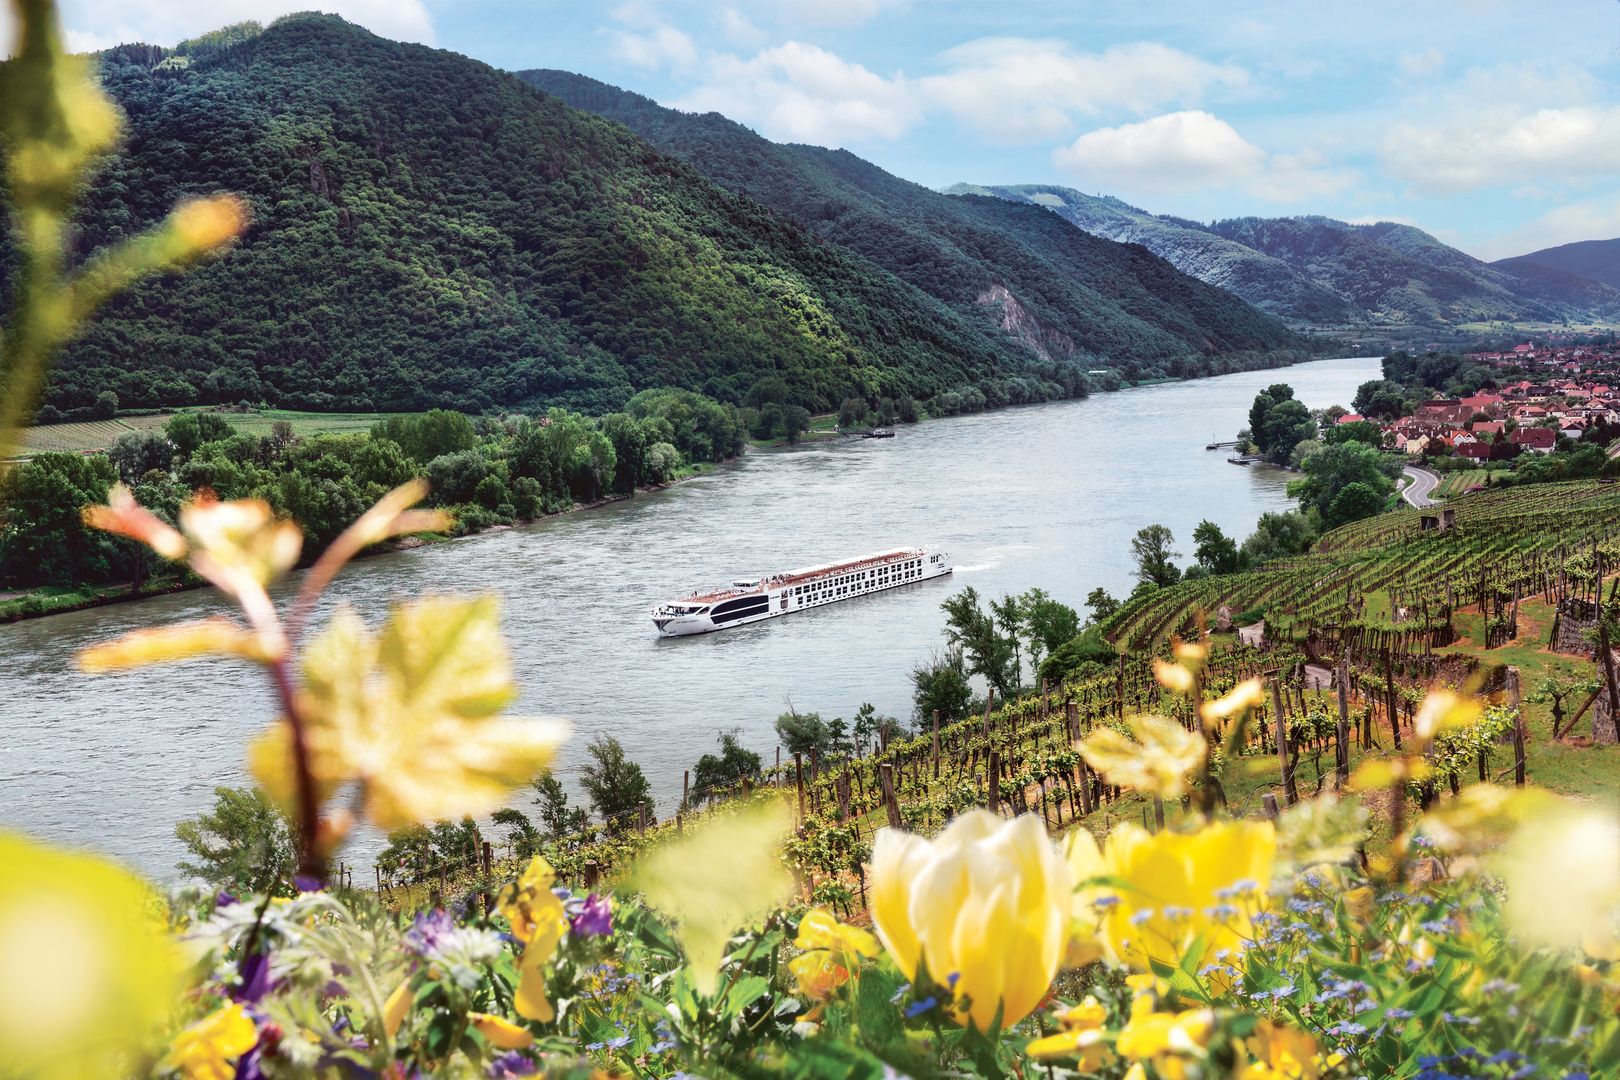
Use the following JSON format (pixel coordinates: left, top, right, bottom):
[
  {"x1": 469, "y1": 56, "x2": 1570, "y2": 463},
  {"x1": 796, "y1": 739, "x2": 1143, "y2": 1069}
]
[{"x1": 1401, "y1": 465, "x2": 1441, "y2": 508}]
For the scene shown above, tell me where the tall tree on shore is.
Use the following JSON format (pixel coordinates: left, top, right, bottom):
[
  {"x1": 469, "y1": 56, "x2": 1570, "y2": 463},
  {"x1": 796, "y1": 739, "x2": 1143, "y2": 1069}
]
[
  {"x1": 580, "y1": 736, "x2": 654, "y2": 832},
  {"x1": 1131, "y1": 525, "x2": 1181, "y2": 588}
]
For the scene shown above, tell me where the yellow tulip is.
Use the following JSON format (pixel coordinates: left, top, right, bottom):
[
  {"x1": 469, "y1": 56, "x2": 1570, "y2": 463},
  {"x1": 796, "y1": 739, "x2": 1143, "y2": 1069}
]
[
  {"x1": 499, "y1": 856, "x2": 570, "y2": 1023},
  {"x1": 1062, "y1": 828, "x2": 1112, "y2": 966},
  {"x1": 1093, "y1": 820, "x2": 1276, "y2": 971},
  {"x1": 468, "y1": 1012, "x2": 534, "y2": 1049},
  {"x1": 1243, "y1": 1019, "x2": 1325, "y2": 1080},
  {"x1": 871, "y1": 811, "x2": 1072, "y2": 1032},
  {"x1": 161, "y1": 1003, "x2": 259, "y2": 1080},
  {"x1": 1026, "y1": 1025, "x2": 1110, "y2": 1068},
  {"x1": 0, "y1": 834, "x2": 183, "y2": 1080},
  {"x1": 383, "y1": 978, "x2": 412, "y2": 1039},
  {"x1": 1116, "y1": 991, "x2": 1213, "y2": 1067}
]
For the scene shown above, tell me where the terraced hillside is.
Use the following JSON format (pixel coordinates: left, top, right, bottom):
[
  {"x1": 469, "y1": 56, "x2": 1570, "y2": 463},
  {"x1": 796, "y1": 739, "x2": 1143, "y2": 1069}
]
[{"x1": 1100, "y1": 481, "x2": 1620, "y2": 651}]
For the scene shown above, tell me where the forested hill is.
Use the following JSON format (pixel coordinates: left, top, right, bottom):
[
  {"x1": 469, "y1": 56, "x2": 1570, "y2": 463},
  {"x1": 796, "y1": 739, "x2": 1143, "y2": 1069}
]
[
  {"x1": 519, "y1": 70, "x2": 1311, "y2": 380},
  {"x1": 957, "y1": 184, "x2": 1620, "y2": 329},
  {"x1": 1495, "y1": 237, "x2": 1620, "y2": 292},
  {"x1": 3, "y1": 17, "x2": 1051, "y2": 414}
]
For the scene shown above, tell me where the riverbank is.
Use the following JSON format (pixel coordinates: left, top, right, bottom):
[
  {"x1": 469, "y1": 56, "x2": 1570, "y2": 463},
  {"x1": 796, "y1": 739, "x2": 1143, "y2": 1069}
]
[
  {"x1": 0, "y1": 465, "x2": 720, "y2": 624},
  {"x1": 0, "y1": 352, "x2": 1358, "y2": 626}
]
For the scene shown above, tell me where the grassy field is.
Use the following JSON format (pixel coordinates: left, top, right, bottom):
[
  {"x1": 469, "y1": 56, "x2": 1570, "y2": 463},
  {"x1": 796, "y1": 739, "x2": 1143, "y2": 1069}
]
[{"x1": 11, "y1": 408, "x2": 403, "y2": 459}]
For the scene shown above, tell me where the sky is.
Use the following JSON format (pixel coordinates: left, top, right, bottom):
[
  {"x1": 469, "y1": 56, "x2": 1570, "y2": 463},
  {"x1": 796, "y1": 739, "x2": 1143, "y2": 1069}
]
[{"x1": 13, "y1": 0, "x2": 1620, "y2": 260}]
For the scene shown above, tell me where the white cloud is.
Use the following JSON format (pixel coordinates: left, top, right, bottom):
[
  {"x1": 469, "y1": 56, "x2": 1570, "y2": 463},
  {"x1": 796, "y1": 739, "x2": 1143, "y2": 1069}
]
[
  {"x1": 1477, "y1": 196, "x2": 1620, "y2": 261},
  {"x1": 766, "y1": 0, "x2": 909, "y2": 28},
  {"x1": 1397, "y1": 47, "x2": 1445, "y2": 78},
  {"x1": 920, "y1": 38, "x2": 1249, "y2": 143},
  {"x1": 673, "y1": 41, "x2": 918, "y2": 143},
  {"x1": 607, "y1": 2, "x2": 698, "y2": 70},
  {"x1": 1053, "y1": 110, "x2": 1264, "y2": 192},
  {"x1": 1384, "y1": 103, "x2": 1620, "y2": 193},
  {"x1": 1053, "y1": 110, "x2": 1355, "y2": 202},
  {"x1": 717, "y1": 7, "x2": 767, "y2": 48}
]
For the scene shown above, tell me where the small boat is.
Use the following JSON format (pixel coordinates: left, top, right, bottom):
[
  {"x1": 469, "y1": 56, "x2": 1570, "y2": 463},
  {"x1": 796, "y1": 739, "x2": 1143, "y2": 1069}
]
[{"x1": 652, "y1": 547, "x2": 952, "y2": 636}]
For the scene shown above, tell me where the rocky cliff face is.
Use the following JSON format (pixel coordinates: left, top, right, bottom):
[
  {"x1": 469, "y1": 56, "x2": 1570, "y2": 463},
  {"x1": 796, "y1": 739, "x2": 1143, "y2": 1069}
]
[{"x1": 975, "y1": 284, "x2": 1076, "y2": 361}]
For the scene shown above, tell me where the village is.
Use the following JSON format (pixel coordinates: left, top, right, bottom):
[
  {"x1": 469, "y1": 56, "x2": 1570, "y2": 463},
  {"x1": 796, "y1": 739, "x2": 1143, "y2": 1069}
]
[{"x1": 1335, "y1": 341, "x2": 1620, "y2": 462}]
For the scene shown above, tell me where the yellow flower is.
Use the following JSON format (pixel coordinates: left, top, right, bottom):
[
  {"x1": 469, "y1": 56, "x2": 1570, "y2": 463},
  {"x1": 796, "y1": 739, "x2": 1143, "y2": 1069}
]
[
  {"x1": 1080, "y1": 714, "x2": 1206, "y2": 799},
  {"x1": 161, "y1": 1004, "x2": 258, "y2": 1080},
  {"x1": 1201, "y1": 677, "x2": 1266, "y2": 728},
  {"x1": 383, "y1": 978, "x2": 412, "y2": 1039},
  {"x1": 168, "y1": 195, "x2": 250, "y2": 253},
  {"x1": 632, "y1": 799, "x2": 795, "y2": 996},
  {"x1": 1094, "y1": 820, "x2": 1276, "y2": 971},
  {"x1": 871, "y1": 811, "x2": 1072, "y2": 1032},
  {"x1": 499, "y1": 856, "x2": 570, "y2": 1023},
  {"x1": 1026, "y1": 1025, "x2": 1110, "y2": 1069},
  {"x1": 1243, "y1": 1019, "x2": 1324, "y2": 1080},
  {"x1": 1062, "y1": 828, "x2": 1112, "y2": 967},
  {"x1": 1116, "y1": 992, "x2": 1213, "y2": 1069},
  {"x1": 248, "y1": 597, "x2": 567, "y2": 831},
  {"x1": 0, "y1": 833, "x2": 183, "y2": 1080},
  {"x1": 1058, "y1": 994, "x2": 1108, "y2": 1030},
  {"x1": 788, "y1": 908, "x2": 879, "y2": 1001},
  {"x1": 1342, "y1": 886, "x2": 1375, "y2": 925},
  {"x1": 468, "y1": 1012, "x2": 534, "y2": 1049}
]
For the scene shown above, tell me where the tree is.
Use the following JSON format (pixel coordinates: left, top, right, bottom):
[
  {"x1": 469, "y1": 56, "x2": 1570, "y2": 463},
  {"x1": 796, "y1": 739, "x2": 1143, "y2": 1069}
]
[
  {"x1": 1131, "y1": 524, "x2": 1180, "y2": 587},
  {"x1": 1241, "y1": 511, "x2": 1317, "y2": 564},
  {"x1": 491, "y1": 807, "x2": 541, "y2": 859},
  {"x1": 0, "y1": 452, "x2": 129, "y2": 588},
  {"x1": 371, "y1": 409, "x2": 477, "y2": 466},
  {"x1": 1532, "y1": 670, "x2": 1600, "y2": 738},
  {"x1": 1259, "y1": 398, "x2": 1315, "y2": 465},
  {"x1": 1018, "y1": 588, "x2": 1080, "y2": 673},
  {"x1": 531, "y1": 772, "x2": 588, "y2": 840},
  {"x1": 1325, "y1": 420, "x2": 1384, "y2": 447},
  {"x1": 1085, "y1": 587, "x2": 1120, "y2": 624},
  {"x1": 1038, "y1": 626, "x2": 1117, "y2": 688},
  {"x1": 108, "y1": 428, "x2": 174, "y2": 482},
  {"x1": 164, "y1": 411, "x2": 233, "y2": 459},
  {"x1": 690, "y1": 729, "x2": 763, "y2": 802},
  {"x1": 1353, "y1": 379, "x2": 1407, "y2": 420},
  {"x1": 1289, "y1": 441, "x2": 1398, "y2": 525},
  {"x1": 1325, "y1": 481, "x2": 1388, "y2": 528},
  {"x1": 579, "y1": 736, "x2": 653, "y2": 832},
  {"x1": 774, "y1": 709, "x2": 834, "y2": 758},
  {"x1": 1191, "y1": 520, "x2": 1242, "y2": 575},
  {"x1": 941, "y1": 586, "x2": 1018, "y2": 698},
  {"x1": 912, "y1": 648, "x2": 974, "y2": 727},
  {"x1": 174, "y1": 786, "x2": 295, "y2": 894}
]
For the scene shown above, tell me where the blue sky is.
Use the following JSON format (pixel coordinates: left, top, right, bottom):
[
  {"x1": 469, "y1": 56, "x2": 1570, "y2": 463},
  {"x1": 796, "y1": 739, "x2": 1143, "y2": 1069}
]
[{"x1": 22, "y1": 0, "x2": 1620, "y2": 259}]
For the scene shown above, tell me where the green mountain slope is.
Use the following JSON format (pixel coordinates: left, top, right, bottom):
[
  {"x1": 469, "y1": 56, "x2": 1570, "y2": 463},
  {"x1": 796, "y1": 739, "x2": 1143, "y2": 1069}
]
[
  {"x1": 520, "y1": 70, "x2": 1310, "y2": 377},
  {"x1": 2, "y1": 16, "x2": 1054, "y2": 413},
  {"x1": 961, "y1": 184, "x2": 1620, "y2": 328},
  {"x1": 1495, "y1": 237, "x2": 1620, "y2": 292}
]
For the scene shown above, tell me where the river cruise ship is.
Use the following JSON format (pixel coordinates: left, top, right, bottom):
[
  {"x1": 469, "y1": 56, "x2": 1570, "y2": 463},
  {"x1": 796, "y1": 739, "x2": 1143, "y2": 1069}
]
[{"x1": 652, "y1": 547, "x2": 952, "y2": 636}]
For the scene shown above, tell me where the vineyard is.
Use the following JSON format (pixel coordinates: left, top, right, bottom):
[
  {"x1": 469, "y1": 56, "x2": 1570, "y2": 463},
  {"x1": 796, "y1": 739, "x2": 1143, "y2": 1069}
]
[
  {"x1": 382, "y1": 482, "x2": 1620, "y2": 922},
  {"x1": 1101, "y1": 479, "x2": 1620, "y2": 653}
]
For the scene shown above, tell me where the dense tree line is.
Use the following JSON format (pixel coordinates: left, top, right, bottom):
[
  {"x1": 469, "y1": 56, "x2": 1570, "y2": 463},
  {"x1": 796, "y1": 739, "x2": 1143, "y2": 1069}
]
[{"x1": 0, "y1": 391, "x2": 743, "y2": 594}]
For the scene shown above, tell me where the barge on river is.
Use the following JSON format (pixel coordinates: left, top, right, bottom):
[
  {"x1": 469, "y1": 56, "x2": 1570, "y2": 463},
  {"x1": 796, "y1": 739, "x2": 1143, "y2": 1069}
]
[{"x1": 652, "y1": 547, "x2": 952, "y2": 636}]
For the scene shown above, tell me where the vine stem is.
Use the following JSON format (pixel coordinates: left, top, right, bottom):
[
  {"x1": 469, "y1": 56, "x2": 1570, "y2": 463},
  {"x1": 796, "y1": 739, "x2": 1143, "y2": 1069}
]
[{"x1": 269, "y1": 653, "x2": 325, "y2": 884}]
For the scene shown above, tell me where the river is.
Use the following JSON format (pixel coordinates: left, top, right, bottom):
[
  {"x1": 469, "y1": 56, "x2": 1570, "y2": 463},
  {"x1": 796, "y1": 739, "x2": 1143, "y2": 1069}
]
[{"x1": 0, "y1": 355, "x2": 1378, "y2": 878}]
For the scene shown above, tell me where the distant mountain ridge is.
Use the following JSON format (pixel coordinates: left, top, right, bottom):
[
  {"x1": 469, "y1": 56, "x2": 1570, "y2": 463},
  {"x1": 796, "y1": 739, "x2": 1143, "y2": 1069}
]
[
  {"x1": 952, "y1": 184, "x2": 1620, "y2": 329},
  {"x1": 1495, "y1": 238, "x2": 1620, "y2": 292},
  {"x1": 521, "y1": 70, "x2": 1312, "y2": 379}
]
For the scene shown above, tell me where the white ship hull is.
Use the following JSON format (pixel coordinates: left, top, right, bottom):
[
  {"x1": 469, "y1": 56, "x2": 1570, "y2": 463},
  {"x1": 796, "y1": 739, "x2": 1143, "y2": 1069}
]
[{"x1": 653, "y1": 548, "x2": 952, "y2": 637}]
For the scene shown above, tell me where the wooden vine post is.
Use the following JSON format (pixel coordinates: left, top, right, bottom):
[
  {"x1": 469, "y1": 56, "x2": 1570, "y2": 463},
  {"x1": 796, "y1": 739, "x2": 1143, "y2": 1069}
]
[
  {"x1": 878, "y1": 762, "x2": 901, "y2": 829},
  {"x1": 987, "y1": 750, "x2": 1001, "y2": 815},
  {"x1": 1270, "y1": 677, "x2": 1297, "y2": 806},
  {"x1": 1383, "y1": 648, "x2": 1403, "y2": 750},
  {"x1": 1507, "y1": 665, "x2": 1526, "y2": 787},
  {"x1": 931, "y1": 710, "x2": 941, "y2": 779},
  {"x1": 1334, "y1": 656, "x2": 1351, "y2": 789}
]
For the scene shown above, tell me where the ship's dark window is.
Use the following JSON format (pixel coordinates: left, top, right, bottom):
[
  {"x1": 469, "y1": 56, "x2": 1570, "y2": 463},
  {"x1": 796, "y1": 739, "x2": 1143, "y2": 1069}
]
[{"x1": 711, "y1": 595, "x2": 769, "y2": 622}]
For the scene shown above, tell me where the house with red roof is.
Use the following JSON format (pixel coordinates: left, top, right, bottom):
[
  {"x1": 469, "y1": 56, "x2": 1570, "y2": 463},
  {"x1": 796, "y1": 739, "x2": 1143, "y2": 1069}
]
[{"x1": 1512, "y1": 427, "x2": 1557, "y2": 452}]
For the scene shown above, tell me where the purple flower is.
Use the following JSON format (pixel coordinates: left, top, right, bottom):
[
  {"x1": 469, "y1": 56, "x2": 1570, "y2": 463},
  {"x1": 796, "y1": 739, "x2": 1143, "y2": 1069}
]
[
  {"x1": 405, "y1": 909, "x2": 456, "y2": 957},
  {"x1": 570, "y1": 894, "x2": 613, "y2": 938},
  {"x1": 232, "y1": 1045, "x2": 264, "y2": 1080},
  {"x1": 486, "y1": 1051, "x2": 538, "y2": 1078},
  {"x1": 293, "y1": 875, "x2": 324, "y2": 894},
  {"x1": 232, "y1": 950, "x2": 274, "y2": 1004},
  {"x1": 215, "y1": 891, "x2": 239, "y2": 909}
]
